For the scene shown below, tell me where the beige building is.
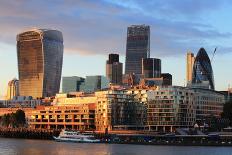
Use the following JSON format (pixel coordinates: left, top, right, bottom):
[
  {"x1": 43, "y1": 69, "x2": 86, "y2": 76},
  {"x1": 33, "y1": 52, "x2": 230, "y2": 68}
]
[
  {"x1": 6, "y1": 78, "x2": 19, "y2": 100},
  {"x1": 186, "y1": 52, "x2": 195, "y2": 84},
  {"x1": 147, "y1": 86, "x2": 196, "y2": 132},
  {"x1": 28, "y1": 104, "x2": 95, "y2": 130},
  {"x1": 95, "y1": 90, "x2": 146, "y2": 131}
]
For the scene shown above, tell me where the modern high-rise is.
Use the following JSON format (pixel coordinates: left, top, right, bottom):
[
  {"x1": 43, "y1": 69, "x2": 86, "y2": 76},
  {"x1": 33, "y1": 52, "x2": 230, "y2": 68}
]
[
  {"x1": 80, "y1": 76, "x2": 109, "y2": 93},
  {"x1": 17, "y1": 29, "x2": 63, "y2": 98},
  {"x1": 106, "y1": 54, "x2": 123, "y2": 85},
  {"x1": 161, "y1": 73, "x2": 172, "y2": 86},
  {"x1": 142, "y1": 58, "x2": 161, "y2": 78},
  {"x1": 62, "y1": 76, "x2": 85, "y2": 93},
  {"x1": 125, "y1": 25, "x2": 150, "y2": 75},
  {"x1": 186, "y1": 52, "x2": 195, "y2": 83},
  {"x1": 192, "y1": 48, "x2": 214, "y2": 90},
  {"x1": 6, "y1": 78, "x2": 19, "y2": 100}
]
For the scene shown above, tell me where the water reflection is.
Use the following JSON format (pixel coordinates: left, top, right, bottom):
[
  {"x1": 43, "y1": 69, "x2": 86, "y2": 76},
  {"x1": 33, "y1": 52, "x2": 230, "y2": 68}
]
[{"x1": 0, "y1": 138, "x2": 232, "y2": 155}]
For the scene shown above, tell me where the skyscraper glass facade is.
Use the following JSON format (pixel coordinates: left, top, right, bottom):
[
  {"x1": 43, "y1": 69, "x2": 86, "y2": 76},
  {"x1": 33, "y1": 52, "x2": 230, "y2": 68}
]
[
  {"x1": 62, "y1": 76, "x2": 85, "y2": 93},
  {"x1": 142, "y1": 58, "x2": 161, "y2": 78},
  {"x1": 17, "y1": 29, "x2": 63, "y2": 98},
  {"x1": 192, "y1": 48, "x2": 214, "y2": 90},
  {"x1": 125, "y1": 25, "x2": 150, "y2": 75}
]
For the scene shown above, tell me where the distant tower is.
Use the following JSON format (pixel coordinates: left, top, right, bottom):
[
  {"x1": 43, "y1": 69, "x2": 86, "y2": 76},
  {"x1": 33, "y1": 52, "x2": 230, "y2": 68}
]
[
  {"x1": 17, "y1": 28, "x2": 63, "y2": 98},
  {"x1": 142, "y1": 58, "x2": 161, "y2": 78},
  {"x1": 6, "y1": 78, "x2": 19, "y2": 100},
  {"x1": 161, "y1": 73, "x2": 172, "y2": 86},
  {"x1": 106, "y1": 54, "x2": 123, "y2": 85},
  {"x1": 192, "y1": 48, "x2": 214, "y2": 90},
  {"x1": 186, "y1": 52, "x2": 195, "y2": 84},
  {"x1": 125, "y1": 25, "x2": 150, "y2": 75}
]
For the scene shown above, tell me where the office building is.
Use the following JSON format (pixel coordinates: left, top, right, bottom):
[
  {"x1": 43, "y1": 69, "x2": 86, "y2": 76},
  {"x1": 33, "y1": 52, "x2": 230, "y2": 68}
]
[
  {"x1": 186, "y1": 52, "x2": 195, "y2": 83},
  {"x1": 161, "y1": 73, "x2": 172, "y2": 86},
  {"x1": 6, "y1": 78, "x2": 19, "y2": 100},
  {"x1": 62, "y1": 76, "x2": 85, "y2": 93},
  {"x1": 106, "y1": 54, "x2": 123, "y2": 85},
  {"x1": 193, "y1": 88, "x2": 224, "y2": 122},
  {"x1": 17, "y1": 28, "x2": 63, "y2": 98},
  {"x1": 147, "y1": 86, "x2": 196, "y2": 132},
  {"x1": 125, "y1": 25, "x2": 150, "y2": 75},
  {"x1": 29, "y1": 104, "x2": 95, "y2": 130},
  {"x1": 192, "y1": 48, "x2": 214, "y2": 90},
  {"x1": 80, "y1": 76, "x2": 109, "y2": 93},
  {"x1": 142, "y1": 58, "x2": 161, "y2": 78},
  {"x1": 95, "y1": 90, "x2": 146, "y2": 131}
]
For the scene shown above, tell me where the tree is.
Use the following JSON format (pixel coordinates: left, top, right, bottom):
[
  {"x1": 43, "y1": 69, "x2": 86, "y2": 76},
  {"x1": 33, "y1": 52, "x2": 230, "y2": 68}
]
[
  {"x1": 15, "y1": 109, "x2": 26, "y2": 127},
  {"x1": 221, "y1": 100, "x2": 232, "y2": 126},
  {"x1": 0, "y1": 109, "x2": 26, "y2": 128}
]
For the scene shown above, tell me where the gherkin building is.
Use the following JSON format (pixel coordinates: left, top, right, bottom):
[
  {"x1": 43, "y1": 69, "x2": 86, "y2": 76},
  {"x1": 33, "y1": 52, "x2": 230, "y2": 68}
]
[{"x1": 192, "y1": 48, "x2": 214, "y2": 90}]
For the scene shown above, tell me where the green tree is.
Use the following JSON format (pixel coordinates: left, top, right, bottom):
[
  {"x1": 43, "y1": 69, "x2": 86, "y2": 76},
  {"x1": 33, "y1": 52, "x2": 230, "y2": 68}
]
[
  {"x1": 221, "y1": 100, "x2": 232, "y2": 126},
  {"x1": 15, "y1": 109, "x2": 26, "y2": 127}
]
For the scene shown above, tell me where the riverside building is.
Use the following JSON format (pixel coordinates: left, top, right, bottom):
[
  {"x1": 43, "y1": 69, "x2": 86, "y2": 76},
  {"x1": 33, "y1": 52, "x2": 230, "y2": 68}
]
[
  {"x1": 28, "y1": 104, "x2": 95, "y2": 130},
  {"x1": 146, "y1": 86, "x2": 196, "y2": 132},
  {"x1": 17, "y1": 28, "x2": 63, "y2": 98},
  {"x1": 95, "y1": 90, "x2": 146, "y2": 131}
]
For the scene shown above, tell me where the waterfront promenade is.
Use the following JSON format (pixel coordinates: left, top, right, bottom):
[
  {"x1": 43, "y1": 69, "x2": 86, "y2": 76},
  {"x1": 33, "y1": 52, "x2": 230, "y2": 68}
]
[{"x1": 1, "y1": 128, "x2": 232, "y2": 146}]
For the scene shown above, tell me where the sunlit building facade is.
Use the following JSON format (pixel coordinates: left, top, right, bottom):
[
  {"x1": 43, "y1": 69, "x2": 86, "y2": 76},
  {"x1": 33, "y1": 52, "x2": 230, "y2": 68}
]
[
  {"x1": 6, "y1": 78, "x2": 19, "y2": 100},
  {"x1": 95, "y1": 90, "x2": 146, "y2": 131},
  {"x1": 147, "y1": 86, "x2": 196, "y2": 132},
  {"x1": 17, "y1": 29, "x2": 63, "y2": 98},
  {"x1": 186, "y1": 52, "x2": 195, "y2": 84}
]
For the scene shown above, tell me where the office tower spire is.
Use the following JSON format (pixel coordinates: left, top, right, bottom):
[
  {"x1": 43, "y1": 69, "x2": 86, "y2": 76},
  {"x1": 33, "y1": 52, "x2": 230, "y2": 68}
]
[
  {"x1": 17, "y1": 28, "x2": 63, "y2": 98},
  {"x1": 125, "y1": 25, "x2": 150, "y2": 75}
]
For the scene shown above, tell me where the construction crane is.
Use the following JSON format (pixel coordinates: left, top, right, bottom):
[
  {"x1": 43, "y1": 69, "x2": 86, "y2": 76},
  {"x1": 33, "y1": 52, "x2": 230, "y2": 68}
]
[{"x1": 211, "y1": 47, "x2": 217, "y2": 63}]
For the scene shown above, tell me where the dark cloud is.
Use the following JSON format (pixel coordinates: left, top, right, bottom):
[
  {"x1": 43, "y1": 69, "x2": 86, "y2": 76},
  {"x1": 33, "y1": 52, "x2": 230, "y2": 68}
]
[{"x1": 0, "y1": 0, "x2": 231, "y2": 57}]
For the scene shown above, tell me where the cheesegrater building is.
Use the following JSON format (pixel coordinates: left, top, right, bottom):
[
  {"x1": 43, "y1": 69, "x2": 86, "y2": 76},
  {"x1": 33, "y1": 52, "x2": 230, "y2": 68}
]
[
  {"x1": 125, "y1": 25, "x2": 150, "y2": 75},
  {"x1": 17, "y1": 29, "x2": 63, "y2": 98}
]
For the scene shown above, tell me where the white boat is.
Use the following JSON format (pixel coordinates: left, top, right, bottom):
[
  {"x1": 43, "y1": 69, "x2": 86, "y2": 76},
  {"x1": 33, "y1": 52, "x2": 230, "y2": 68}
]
[{"x1": 53, "y1": 129, "x2": 101, "y2": 143}]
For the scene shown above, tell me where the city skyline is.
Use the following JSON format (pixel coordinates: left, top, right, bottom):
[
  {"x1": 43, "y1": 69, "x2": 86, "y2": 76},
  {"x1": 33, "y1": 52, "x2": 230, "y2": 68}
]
[{"x1": 1, "y1": 0, "x2": 232, "y2": 98}]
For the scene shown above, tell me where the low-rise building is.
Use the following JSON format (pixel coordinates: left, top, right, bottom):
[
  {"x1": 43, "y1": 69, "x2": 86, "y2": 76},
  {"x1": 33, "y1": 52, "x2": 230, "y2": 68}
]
[
  {"x1": 193, "y1": 88, "x2": 224, "y2": 122},
  {"x1": 28, "y1": 104, "x2": 95, "y2": 130}
]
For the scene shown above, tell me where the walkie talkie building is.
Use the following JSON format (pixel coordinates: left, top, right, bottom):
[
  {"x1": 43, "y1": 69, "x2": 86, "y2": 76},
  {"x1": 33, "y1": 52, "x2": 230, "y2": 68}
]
[
  {"x1": 192, "y1": 48, "x2": 214, "y2": 90},
  {"x1": 17, "y1": 29, "x2": 63, "y2": 98},
  {"x1": 125, "y1": 25, "x2": 150, "y2": 75}
]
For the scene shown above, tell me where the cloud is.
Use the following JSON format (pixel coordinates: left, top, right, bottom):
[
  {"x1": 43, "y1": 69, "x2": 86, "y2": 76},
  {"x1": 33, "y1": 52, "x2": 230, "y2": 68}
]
[{"x1": 0, "y1": 0, "x2": 231, "y2": 57}]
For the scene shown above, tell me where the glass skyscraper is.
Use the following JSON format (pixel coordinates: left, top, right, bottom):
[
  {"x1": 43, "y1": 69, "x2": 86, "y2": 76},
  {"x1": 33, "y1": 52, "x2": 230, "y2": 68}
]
[
  {"x1": 17, "y1": 29, "x2": 63, "y2": 98},
  {"x1": 106, "y1": 54, "x2": 123, "y2": 85},
  {"x1": 142, "y1": 58, "x2": 161, "y2": 78},
  {"x1": 62, "y1": 76, "x2": 85, "y2": 93},
  {"x1": 192, "y1": 48, "x2": 214, "y2": 90},
  {"x1": 125, "y1": 25, "x2": 150, "y2": 75}
]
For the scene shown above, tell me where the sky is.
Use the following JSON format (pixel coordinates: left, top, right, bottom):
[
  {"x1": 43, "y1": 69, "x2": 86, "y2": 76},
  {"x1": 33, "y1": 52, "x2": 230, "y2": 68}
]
[{"x1": 0, "y1": 0, "x2": 232, "y2": 98}]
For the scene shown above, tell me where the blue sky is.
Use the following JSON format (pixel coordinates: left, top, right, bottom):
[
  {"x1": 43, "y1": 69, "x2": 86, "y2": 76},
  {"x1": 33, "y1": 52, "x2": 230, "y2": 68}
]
[{"x1": 0, "y1": 0, "x2": 232, "y2": 98}]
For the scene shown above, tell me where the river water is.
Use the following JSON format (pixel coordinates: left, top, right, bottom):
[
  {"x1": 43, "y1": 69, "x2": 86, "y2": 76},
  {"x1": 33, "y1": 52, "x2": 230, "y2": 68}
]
[{"x1": 0, "y1": 138, "x2": 232, "y2": 155}]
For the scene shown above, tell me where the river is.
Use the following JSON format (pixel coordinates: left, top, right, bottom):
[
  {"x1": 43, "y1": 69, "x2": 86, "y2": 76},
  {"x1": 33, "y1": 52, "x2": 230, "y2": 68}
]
[{"x1": 0, "y1": 138, "x2": 232, "y2": 155}]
